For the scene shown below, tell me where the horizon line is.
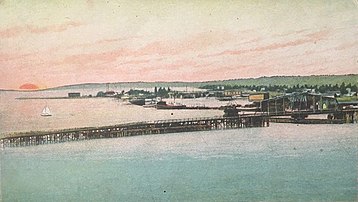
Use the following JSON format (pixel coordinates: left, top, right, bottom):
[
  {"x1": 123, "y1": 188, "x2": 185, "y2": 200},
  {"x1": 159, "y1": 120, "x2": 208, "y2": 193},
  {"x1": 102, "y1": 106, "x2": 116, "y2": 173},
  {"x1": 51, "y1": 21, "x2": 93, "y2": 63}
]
[{"x1": 1, "y1": 73, "x2": 357, "y2": 92}]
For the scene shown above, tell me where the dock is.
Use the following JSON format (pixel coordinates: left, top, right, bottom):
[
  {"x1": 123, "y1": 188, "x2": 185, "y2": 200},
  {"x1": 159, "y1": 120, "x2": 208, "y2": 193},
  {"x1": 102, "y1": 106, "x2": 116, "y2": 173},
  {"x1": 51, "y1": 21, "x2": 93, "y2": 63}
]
[
  {"x1": 269, "y1": 117, "x2": 345, "y2": 124},
  {"x1": 1, "y1": 115, "x2": 269, "y2": 148}
]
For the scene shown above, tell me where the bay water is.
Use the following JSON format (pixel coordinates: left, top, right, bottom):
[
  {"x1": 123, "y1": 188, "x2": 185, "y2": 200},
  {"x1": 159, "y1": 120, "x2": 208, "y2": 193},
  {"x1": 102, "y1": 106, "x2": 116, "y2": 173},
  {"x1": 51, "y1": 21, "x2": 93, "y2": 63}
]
[{"x1": 0, "y1": 90, "x2": 357, "y2": 201}]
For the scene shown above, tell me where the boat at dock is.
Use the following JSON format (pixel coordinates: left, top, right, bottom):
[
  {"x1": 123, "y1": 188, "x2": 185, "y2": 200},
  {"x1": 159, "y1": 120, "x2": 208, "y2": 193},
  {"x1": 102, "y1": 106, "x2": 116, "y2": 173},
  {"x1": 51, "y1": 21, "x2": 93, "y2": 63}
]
[
  {"x1": 131, "y1": 98, "x2": 157, "y2": 106},
  {"x1": 156, "y1": 101, "x2": 187, "y2": 109},
  {"x1": 129, "y1": 98, "x2": 146, "y2": 106}
]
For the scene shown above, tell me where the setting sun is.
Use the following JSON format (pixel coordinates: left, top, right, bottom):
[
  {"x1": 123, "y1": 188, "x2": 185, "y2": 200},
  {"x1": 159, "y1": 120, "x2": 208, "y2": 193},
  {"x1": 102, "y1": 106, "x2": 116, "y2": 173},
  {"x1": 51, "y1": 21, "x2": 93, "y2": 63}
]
[{"x1": 19, "y1": 83, "x2": 39, "y2": 90}]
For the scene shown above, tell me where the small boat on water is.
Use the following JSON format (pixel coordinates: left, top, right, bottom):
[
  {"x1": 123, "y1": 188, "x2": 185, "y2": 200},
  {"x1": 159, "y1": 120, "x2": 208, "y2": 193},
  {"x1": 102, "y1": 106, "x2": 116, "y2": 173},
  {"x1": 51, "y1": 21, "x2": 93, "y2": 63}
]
[
  {"x1": 156, "y1": 101, "x2": 187, "y2": 109},
  {"x1": 143, "y1": 97, "x2": 162, "y2": 108},
  {"x1": 129, "y1": 98, "x2": 146, "y2": 106},
  {"x1": 130, "y1": 98, "x2": 157, "y2": 106},
  {"x1": 41, "y1": 106, "x2": 52, "y2": 116}
]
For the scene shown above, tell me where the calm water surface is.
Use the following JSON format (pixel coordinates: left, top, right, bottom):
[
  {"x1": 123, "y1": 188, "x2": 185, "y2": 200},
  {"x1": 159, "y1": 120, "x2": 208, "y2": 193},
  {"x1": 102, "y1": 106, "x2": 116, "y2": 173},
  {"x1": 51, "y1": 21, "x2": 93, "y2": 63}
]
[
  {"x1": 0, "y1": 90, "x2": 357, "y2": 201},
  {"x1": 0, "y1": 90, "x2": 227, "y2": 136},
  {"x1": 1, "y1": 124, "x2": 357, "y2": 201}
]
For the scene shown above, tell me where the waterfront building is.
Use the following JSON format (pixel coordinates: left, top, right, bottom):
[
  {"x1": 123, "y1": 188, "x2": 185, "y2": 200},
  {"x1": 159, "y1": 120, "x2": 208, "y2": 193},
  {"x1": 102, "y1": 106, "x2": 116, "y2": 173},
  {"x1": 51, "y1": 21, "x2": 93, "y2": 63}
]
[{"x1": 68, "y1": 92, "x2": 81, "y2": 97}]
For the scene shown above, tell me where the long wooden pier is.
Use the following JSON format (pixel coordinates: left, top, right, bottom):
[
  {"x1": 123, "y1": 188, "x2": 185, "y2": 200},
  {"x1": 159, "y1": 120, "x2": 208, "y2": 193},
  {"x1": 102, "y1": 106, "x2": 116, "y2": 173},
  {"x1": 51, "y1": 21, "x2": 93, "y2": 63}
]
[{"x1": 1, "y1": 115, "x2": 269, "y2": 148}]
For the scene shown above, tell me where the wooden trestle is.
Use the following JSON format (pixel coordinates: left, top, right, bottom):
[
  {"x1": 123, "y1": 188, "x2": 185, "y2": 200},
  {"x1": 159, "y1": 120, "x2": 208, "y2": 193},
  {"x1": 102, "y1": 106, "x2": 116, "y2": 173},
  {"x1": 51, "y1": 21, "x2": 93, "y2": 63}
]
[{"x1": 1, "y1": 115, "x2": 269, "y2": 148}]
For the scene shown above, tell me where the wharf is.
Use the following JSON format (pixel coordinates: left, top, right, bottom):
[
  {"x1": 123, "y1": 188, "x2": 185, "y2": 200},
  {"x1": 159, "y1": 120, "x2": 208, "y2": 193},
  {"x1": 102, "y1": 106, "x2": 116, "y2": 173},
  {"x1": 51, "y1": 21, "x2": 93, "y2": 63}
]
[
  {"x1": 1, "y1": 115, "x2": 269, "y2": 148},
  {"x1": 269, "y1": 117, "x2": 345, "y2": 124},
  {"x1": 162, "y1": 106, "x2": 221, "y2": 110},
  {"x1": 185, "y1": 106, "x2": 220, "y2": 110}
]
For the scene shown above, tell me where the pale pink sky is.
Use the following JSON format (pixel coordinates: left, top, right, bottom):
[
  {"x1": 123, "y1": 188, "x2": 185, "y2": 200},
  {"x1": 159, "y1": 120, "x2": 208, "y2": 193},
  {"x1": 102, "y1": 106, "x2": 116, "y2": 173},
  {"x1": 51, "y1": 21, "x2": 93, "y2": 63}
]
[{"x1": 0, "y1": 0, "x2": 358, "y2": 89}]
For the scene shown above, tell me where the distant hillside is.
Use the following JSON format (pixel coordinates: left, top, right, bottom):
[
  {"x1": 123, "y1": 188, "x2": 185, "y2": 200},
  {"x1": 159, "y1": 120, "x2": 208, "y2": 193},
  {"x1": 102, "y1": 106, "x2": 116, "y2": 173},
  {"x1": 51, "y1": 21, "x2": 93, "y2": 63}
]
[
  {"x1": 46, "y1": 82, "x2": 199, "y2": 91},
  {"x1": 46, "y1": 74, "x2": 358, "y2": 90},
  {"x1": 199, "y1": 74, "x2": 358, "y2": 87},
  {"x1": 2, "y1": 74, "x2": 357, "y2": 92}
]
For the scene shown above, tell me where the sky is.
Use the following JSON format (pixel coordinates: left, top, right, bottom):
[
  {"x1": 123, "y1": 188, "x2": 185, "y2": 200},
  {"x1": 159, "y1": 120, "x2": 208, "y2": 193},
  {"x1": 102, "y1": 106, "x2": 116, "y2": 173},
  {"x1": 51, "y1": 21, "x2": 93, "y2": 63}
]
[{"x1": 0, "y1": 0, "x2": 357, "y2": 89}]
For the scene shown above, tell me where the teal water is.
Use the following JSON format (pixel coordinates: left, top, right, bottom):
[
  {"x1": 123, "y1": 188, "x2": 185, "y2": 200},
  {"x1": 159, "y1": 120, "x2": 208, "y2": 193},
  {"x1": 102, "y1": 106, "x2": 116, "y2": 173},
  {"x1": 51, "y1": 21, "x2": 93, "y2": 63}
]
[{"x1": 1, "y1": 124, "x2": 357, "y2": 201}]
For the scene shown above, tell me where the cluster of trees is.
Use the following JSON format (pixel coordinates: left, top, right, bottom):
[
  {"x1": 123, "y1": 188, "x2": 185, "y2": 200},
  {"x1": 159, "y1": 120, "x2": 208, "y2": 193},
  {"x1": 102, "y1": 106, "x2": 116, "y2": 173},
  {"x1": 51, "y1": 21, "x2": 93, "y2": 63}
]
[
  {"x1": 154, "y1": 87, "x2": 171, "y2": 98},
  {"x1": 126, "y1": 89, "x2": 152, "y2": 96},
  {"x1": 201, "y1": 82, "x2": 358, "y2": 95},
  {"x1": 95, "y1": 87, "x2": 174, "y2": 98}
]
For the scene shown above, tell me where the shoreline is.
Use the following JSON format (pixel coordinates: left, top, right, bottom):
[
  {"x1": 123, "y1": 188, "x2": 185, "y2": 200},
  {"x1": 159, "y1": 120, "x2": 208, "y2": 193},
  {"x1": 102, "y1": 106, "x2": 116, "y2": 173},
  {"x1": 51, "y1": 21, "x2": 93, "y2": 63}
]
[{"x1": 15, "y1": 96, "x2": 112, "y2": 100}]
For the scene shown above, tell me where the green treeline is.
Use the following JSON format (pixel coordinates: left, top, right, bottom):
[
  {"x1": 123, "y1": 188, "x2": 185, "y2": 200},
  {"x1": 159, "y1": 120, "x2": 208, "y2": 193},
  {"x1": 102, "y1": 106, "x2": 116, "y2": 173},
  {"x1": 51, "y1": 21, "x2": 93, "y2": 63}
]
[{"x1": 201, "y1": 82, "x2": 358, "y2": 95}]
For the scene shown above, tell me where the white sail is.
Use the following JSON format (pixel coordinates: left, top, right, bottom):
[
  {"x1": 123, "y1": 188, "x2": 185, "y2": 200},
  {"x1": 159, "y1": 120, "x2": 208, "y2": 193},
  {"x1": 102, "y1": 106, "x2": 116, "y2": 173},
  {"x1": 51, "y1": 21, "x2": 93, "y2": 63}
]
[{"x1": 41, "y1": 106, "x2": 52, "y2": 116}]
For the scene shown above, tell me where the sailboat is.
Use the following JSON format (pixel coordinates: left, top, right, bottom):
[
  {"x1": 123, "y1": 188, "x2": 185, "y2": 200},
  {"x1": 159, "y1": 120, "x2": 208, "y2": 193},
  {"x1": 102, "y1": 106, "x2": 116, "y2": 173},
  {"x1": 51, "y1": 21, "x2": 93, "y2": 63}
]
[{"x1": 41, "y1": 106, "x2": 52, "y2": 116}]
